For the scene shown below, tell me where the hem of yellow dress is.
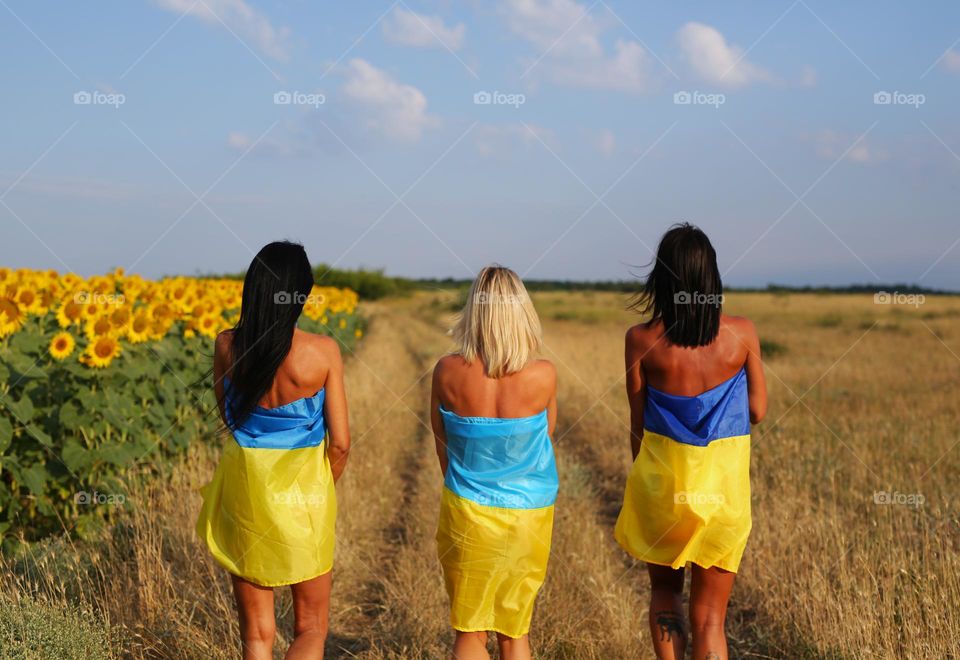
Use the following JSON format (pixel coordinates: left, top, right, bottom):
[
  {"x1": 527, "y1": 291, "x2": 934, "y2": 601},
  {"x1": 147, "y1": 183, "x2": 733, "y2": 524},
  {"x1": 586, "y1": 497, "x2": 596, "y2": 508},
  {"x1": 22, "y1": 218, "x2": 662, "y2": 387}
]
[
  {"x1": 451, "y1": 624, "x2": 530, "y2": 638},
  {"x1": 216, "y1": 561, "x2": 334, "y2": 588},
  {"x1": 614, "y1": 534, "x2": 740, "y2": 574}
]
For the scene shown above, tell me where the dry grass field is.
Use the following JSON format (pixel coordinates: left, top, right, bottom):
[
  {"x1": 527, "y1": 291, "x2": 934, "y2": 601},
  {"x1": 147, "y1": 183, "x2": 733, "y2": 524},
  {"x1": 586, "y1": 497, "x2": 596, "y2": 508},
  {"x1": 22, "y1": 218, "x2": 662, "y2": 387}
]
[{"x1": 2, "y1": 290, "x2": 959, "y2": 658}]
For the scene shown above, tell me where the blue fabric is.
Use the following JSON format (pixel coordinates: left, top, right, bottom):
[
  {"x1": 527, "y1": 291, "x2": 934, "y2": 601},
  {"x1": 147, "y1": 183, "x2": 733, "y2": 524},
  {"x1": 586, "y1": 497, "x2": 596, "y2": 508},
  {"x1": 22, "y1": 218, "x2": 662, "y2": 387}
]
[
  {"x1": 223, "y1": 377, "x2": 326, "y2": 450},
  {"x1": 644, "y1": 368, "x2": 750, "y2": 447},
  {"x1": 440, "y1": 407, "x2": 558, "y2": 509}
]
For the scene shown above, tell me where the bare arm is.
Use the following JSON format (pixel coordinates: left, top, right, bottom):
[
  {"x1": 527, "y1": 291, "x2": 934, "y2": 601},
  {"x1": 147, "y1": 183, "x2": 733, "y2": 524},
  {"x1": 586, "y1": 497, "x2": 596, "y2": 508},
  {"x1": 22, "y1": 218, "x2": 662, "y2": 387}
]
[
  {"x1": 741, "y1": 320, "x2": 768, "y2": 424},
  {"x1": 625, "y1": 327, "x2": 648, "y2": 460},
  {"x1": 213, "y1": 331, "x2": 231, "y2": 427},
  {"x1": 430, "y1": 362, "x2": 448, "y2": 476},
  {"x1": 323, "y1": 339, "x2": 351, "y2": 483},
  {"x1": 544, "y1": 362, "x2": 558, "y2": 439}
]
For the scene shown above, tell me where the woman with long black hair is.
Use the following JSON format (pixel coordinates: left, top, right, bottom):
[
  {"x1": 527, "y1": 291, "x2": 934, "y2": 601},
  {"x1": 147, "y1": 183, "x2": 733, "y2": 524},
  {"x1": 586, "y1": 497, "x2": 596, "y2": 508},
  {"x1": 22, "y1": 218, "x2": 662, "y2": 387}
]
[
  {"x1": 196, "y1": 241, "x2": 350, "y2": 659},
  {"x1": 615, "y1": 224, "x2": 767, "y2": 660}
]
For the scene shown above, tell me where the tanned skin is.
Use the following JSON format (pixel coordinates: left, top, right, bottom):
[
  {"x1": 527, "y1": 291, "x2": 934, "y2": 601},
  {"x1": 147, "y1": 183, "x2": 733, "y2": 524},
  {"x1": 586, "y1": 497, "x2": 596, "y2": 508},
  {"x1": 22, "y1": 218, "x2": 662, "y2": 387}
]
[
  {"x1": 214, "y1": 327, "x2": 351, "y2": 660},
  {"x1": 625, "y1": 314, "x2": 767, "y2": 660}
]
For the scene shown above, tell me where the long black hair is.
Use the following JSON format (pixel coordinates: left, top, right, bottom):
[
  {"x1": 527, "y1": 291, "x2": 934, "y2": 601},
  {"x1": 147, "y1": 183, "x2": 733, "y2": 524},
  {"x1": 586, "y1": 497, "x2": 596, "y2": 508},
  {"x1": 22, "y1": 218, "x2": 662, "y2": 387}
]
[
  {"x1": 630, "y1": 223, "x2": 723, "y2": 347},
  {"x1": 223, "y1": 241, "x2": 314, "y2": 429}
]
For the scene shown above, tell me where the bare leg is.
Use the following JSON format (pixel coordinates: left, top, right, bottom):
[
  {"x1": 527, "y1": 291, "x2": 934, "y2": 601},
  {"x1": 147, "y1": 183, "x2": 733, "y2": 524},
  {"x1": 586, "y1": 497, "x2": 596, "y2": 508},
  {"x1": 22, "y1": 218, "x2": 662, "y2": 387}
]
[
  {"x1": 689, "y1": 565, "x2": 736, "y2": 660},
  {"x1": 286, "y1": 572, "x2": 332, "y2": 659},
  {"x1": 452, "y1": 630, "x2": 490, "y2": 659},
  {"x1": 496, "y1": 632, "x2": 531, "y2": 660},
  {"x1": 232, "y1": 575, "x2": 276, "y2": 660},
  {"x1": 647, "y1": 563, "x2": 686, "y2": 660}
]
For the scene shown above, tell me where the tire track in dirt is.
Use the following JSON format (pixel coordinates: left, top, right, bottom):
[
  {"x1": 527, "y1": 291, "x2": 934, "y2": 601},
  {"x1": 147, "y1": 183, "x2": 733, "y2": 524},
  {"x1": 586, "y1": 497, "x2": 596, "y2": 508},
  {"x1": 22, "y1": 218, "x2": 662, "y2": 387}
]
[
  {"x1": 328, "y1": 300, "x2": 451, "y2": 658},
  {"x1": 324, "y1": 303, "x2": 438, "y2": 657}
]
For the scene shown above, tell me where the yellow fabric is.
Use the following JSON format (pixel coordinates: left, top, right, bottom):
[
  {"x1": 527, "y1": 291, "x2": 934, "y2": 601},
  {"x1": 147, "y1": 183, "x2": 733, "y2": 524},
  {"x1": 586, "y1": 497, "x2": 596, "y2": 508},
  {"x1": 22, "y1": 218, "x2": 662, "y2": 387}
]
[
  {"x1": 615, "y1": 430, "x2": 751, "y2": 573},
  {"x1": 436, "y1": 487, "x2": 554, "y2": 638},
  {"x1": 196, "y1": 439, "x2": 337, "y2": 586}
]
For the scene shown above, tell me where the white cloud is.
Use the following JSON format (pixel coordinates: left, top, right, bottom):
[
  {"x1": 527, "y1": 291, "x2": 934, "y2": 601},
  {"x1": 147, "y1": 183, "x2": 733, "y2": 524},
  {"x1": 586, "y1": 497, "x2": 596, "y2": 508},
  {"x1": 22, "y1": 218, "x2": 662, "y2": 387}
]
[
  {"x1": 154, "y1": 0, "x2": 291, "y2": 61},
  {"x1": 474, "y1": 123, "x2": 555, "y2": 157},
  {"x1": 676, "y1": 22, "x2": 770, "y2": 88},
  {"x1": 498, "y1": 0, "x2": 655, "y2": 93},
  {"x1": 341, "y1": 58, "x2": 437, "y2": 142},
  {"x1": 814, "y1": 130, "x2": 886, "y2": 164},
  {"x1": 941, "y1": 48, "x2": 960, "y2": 74},
  {"x1": 382, "y1": 7, "x2": 465, "y2": 50}
]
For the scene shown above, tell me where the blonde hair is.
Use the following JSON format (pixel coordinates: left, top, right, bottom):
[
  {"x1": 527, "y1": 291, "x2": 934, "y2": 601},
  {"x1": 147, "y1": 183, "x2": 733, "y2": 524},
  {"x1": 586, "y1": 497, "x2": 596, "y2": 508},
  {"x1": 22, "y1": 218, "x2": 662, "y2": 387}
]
[{"x1": 452, "y1": 265, "x2": 542, "y2": 378}]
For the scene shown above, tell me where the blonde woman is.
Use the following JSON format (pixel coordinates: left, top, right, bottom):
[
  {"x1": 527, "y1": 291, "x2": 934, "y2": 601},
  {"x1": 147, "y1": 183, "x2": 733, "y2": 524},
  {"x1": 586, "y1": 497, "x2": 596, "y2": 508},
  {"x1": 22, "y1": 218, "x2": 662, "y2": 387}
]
[{"x1": 431, "y1": 266, "x2": 558, "y2": 660}]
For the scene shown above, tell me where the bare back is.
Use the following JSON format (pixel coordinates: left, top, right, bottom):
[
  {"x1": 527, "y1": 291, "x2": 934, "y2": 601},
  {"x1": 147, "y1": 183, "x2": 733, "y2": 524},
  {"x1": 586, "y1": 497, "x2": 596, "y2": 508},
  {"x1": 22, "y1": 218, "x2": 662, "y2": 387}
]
[
  {"x1": 433, "y1": 354, "x2": 556, "y2": 419},
  {"x1": 625, "y1": 314, "x2": 767, "y2": 458},
  {"x1": 215, "y1": 328, "x2": 334, "y2": 409},
  {"x1": 633, "y1": 315, "x2": 754, "y2": 395}
]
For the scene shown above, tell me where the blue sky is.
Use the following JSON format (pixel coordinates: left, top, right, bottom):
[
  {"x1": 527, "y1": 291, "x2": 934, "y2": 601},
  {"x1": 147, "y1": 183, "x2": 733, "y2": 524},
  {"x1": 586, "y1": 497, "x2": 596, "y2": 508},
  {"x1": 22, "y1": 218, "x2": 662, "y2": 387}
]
[{"x1": 1, "y1": 0, "x2": 959, "y2": 288}]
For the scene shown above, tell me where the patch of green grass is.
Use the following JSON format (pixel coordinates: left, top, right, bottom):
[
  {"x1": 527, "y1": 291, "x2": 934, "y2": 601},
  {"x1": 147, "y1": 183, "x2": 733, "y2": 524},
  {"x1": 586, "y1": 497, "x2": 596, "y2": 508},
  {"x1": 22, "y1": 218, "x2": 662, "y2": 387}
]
[
  {"x1": 814, "y1": 314, "x2": 843, "y2": 328},
  {"x1": 0, "y1": 595, "x2": 118, "y2": 659},
  {"x1": 760, "y1": 339, "x2": 788, "y2": 358}
]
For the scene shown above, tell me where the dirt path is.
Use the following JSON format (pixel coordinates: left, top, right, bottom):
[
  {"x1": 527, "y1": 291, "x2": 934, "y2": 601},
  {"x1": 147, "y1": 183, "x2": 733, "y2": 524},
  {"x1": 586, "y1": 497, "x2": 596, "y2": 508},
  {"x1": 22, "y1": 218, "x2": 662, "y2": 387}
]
[{"x1": 326, "y1": 297, "x2": 653, "y2": 658}]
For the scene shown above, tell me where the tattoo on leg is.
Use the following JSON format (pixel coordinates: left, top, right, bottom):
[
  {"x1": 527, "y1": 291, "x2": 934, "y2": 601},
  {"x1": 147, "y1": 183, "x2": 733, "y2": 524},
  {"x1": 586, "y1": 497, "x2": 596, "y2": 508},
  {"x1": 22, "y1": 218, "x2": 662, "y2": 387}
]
[
  {"x1": 705, "y1": 652, "x2": 721, "y2": 660},
  {"x1": 654, "y1": 611, "x2": 685, "y2": 642}
]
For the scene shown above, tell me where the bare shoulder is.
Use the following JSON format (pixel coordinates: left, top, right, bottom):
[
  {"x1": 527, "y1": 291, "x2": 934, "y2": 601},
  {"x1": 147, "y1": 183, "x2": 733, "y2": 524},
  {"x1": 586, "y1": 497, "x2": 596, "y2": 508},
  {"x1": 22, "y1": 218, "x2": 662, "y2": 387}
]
[
  {"x1": 528, "y1": 358, "x2": 556, "y2": 381},
  {"x1": 215, "y1": 329, "x2": 234, "y2": 358},
  {"x1": 433, "y1": 353, "x2": 466, "y2": 380},
  {"x1": 625, "y1": 320, "x2": 659, "y2": 351},
  {"x1": 722, "y1": 314, "x2": 758, "y2": 341}
]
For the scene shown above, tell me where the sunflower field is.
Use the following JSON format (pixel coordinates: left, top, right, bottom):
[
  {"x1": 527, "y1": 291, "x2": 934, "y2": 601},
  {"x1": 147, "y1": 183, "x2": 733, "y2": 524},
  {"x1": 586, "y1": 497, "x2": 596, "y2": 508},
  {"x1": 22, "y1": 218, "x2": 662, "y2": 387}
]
[{"x1": 0, "y1": 267, "x2": 362, "y2": 547}]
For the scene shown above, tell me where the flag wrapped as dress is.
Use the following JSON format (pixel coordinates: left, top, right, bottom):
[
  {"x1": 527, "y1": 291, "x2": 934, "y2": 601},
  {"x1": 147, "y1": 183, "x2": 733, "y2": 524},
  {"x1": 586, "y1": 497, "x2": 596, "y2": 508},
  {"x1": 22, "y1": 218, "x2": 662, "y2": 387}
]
[
  {"x1": 436, "y1": 407, "x2": 559, "y2": 638},
  {"x1": 615, "y1": 368, "x2": 752, "y2": 573},
  {"x1": 196, "y1": 378, "x2": 337, "y2": 586}
]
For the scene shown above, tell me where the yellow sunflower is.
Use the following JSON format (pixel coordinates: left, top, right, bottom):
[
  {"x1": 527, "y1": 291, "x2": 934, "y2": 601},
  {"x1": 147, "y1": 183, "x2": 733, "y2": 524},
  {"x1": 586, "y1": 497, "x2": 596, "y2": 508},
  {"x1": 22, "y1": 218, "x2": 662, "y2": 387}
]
[
  {"x1": 49, "y1": 331, "x2": 76, "y2": 361},
  {"x1": 0, "y1": 297, "x2": 24, "y2": 338},
  {"x1": 84, "y1": 314, "x2": 115, "y2": 341},
  {"x1": 56, "y1": 299, "x2": 84, "y2": 328},
  {"x1": 127, "y1": 313, "x2": 152, "y2": 343},
  {"x1": 81, "y1": 336, "x2": 121, "y2": 368}
]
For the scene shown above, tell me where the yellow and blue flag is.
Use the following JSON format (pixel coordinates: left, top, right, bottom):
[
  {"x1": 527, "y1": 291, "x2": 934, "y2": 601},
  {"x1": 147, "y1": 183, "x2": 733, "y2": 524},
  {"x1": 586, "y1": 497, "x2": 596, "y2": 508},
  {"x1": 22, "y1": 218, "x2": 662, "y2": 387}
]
[
  {"x1": 615, "y1": 368, "x2": 752, "y2": 573},
  {"x1": 196, "y1": 378, "x2": 336, "y2": 587},
  {"x1": 437, "y1": 408, "x2": 558, "y2": 638}
]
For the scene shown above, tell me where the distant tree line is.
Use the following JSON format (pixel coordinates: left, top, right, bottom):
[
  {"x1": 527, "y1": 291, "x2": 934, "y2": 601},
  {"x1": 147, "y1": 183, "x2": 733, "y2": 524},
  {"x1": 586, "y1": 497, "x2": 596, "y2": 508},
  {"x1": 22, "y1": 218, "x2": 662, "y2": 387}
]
[{"x1": 194, "y1": 268, "x2": 956, "y2": 298}]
